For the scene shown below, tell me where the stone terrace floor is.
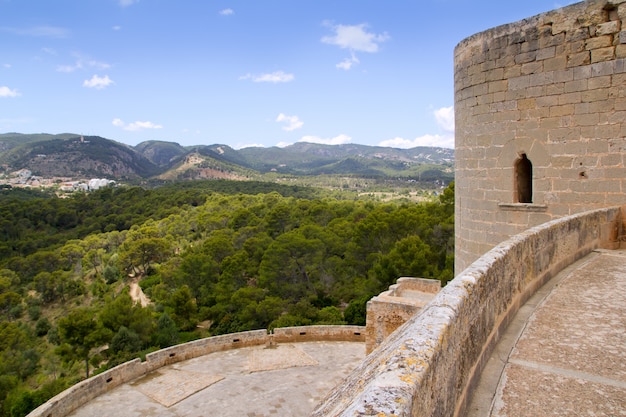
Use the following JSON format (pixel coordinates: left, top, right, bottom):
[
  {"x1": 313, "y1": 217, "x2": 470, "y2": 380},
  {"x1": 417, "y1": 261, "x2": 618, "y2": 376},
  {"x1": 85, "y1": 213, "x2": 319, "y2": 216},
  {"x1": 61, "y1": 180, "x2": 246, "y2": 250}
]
[
  {"x1": 66, "y1": 341, "x2": 365, "y2": 417},
  {"x1": 468, "y1": 249, "x2": 626, "y2": 417}
]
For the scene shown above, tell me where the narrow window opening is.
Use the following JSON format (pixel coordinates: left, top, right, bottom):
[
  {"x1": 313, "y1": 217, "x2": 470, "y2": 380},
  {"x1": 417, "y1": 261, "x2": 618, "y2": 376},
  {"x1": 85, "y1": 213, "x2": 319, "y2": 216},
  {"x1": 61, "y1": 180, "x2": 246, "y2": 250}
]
[{"x1": 515, "y1": 153, "x2": 533, "y2": 203}]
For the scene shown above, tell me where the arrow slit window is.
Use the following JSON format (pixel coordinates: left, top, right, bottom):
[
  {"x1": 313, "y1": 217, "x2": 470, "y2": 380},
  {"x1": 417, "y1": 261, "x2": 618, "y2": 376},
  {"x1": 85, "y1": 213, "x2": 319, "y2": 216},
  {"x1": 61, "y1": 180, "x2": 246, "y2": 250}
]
[{"x1": 515, "y1": 153, "x2": 533, "y2": 203}]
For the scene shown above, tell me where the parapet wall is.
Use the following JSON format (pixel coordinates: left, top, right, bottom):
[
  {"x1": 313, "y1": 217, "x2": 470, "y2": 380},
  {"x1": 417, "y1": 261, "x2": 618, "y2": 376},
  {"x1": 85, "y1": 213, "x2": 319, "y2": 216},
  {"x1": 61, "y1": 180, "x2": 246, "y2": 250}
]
[
  {"x1": 365, "y1": 277, "x2": 440, "y2": 354},
  {"x1": 27, "y1": 325, "x2": 365, "y2": 417},
  {"x1": 454, "y1": 0, "x2": 626, "y2": 272},
  {"x1": 311, "y1": 206, "x2": 623, "y2": 417}
]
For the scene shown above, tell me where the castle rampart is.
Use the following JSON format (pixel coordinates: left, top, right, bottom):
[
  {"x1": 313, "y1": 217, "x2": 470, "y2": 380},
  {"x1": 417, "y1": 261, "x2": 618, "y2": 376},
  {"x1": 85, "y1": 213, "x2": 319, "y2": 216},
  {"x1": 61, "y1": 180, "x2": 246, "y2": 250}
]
[
  {"x1": 312, "y1": 206, "x2": 623, "y2": 417},
  {"x1": 26, "y1": 2, "x2": 626, "y2": 416},
  {"x1": 27, "y1": 325, "x2": 365, "y2": 417},
  {"x1": 455, "y1": 0, "x2": 626, "y2": 272}
]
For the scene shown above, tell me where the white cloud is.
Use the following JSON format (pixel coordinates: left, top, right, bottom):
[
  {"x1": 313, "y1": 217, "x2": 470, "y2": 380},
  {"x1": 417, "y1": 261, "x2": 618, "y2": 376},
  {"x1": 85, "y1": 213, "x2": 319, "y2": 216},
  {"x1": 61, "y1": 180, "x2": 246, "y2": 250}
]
[
  {"x1": 276, "y1": 113, "x2": 303, "y2": 131},
  {"x1": 434, "y1": 106, "x2": 455, "y2": 132},
  {"x1": 3, "y1": 26, "x2": 69, "y2": 38},
  {"x1": 322, "y1": 23, "x2": 388, "y2": 70},
  {"x1": 41, "y1": 47, "x2": 57, "y2": 55},
  {"x1": 3, "y1": 64, "x2": 11, "y2": 69},
  {"x1": 236, "y1": 143, "x2": 265, "y2": 149},
  {"x1": 239, "y1": 71, "x2": 294, "y2": 83},
  {"x1": 299, "y1": 134, "x2": 352, "y2": 146},
  {"x1": 119, "y1": 0, "x2": 138, "y2": 7},
  {"x1": 378, "y1": 106, "x2": 455, "y2": 149},
  {"x1": 379, "y1": 134, "x2": 454, "y2": 149},
  {"x1": 0, "y1": 86, "x2": 20, "y2": 98},
  {"x1": 322, "y1": 23, "x2": 389, "y2": 53},
  {"x1": 0, "y1": 117, "x2": 31, "y2": 126},
  {"x1": 58, "y1": 56, "x2": 111, "y2": 73},
  {"x1": 112, "y1": 26, "x2": 122, "y2": 31},
  {"x1": 57, "y1": 64, "x2": 77, "y2": 73},
  {"x1": 83, "y1": 74, "x2": 114, "y2": 89},
  {"x1": 219, "y1": 8, "x2": 234, "y2": 16},
  {"x1": 336, "y1": 52, "x2": 360, "y2": 71},
  {"x1": 112, "y1": 118, "x2": 163, "y2": 131}
]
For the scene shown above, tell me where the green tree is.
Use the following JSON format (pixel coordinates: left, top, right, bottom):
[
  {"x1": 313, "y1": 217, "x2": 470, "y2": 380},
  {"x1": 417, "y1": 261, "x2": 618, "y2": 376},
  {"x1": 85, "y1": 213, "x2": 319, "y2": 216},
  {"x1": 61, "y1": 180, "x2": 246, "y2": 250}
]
[
  {"x1": 0, "y1": 322, "x2": 39, "y2": 380},
  {"x1": 169, "y1": 285, "x2": 197, "y2": 331},
  {"x1": 118, "y1": 237, "x2": 171, "y2": 275},
  {"x1": 109, "y1": 326, "x2": 142, "y2": 357},
  {"x1": 99, "y1": 292, "x2": 154, "y2": 345},
  {"x1": 370, "y1": 235, "x2": 437, "y2": 288},
  {"x1": 155, "y1": 313, "x2": 179, "y2": 348},
  {"x1": 259, "y1": 229, "x2": 325, "y2": 300},
  {"x1": 56, "y1": 308, "x2": 110, "y2": 378},
  {"x1": 0, "y1": 292, "x2": 22, "y2": 320},
  {"x1": 317, "y1": 306, "x2": 345, "y2": 325}
]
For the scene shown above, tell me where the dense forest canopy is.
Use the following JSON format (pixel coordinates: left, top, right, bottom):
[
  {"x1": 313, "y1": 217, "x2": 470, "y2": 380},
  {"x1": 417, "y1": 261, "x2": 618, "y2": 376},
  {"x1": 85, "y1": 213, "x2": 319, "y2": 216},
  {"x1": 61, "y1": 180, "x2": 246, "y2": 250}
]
[{"x1": 0, "y1": 180, "x2": 454, "y2": 416}]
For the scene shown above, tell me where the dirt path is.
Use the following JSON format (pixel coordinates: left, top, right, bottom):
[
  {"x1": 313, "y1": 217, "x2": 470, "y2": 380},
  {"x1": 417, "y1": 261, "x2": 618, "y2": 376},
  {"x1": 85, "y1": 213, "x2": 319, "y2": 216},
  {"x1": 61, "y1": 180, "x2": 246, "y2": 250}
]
[{"x1": 129, "y1": 280, "x2": 151, "y2": 307}]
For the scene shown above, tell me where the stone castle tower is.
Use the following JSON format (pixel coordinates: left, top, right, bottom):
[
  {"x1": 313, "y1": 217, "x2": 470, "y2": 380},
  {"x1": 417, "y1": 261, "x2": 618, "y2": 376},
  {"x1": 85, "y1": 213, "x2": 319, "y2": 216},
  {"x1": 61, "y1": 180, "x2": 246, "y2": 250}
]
[{"x1": 454, "y1": 0, "x2": 626, "y2": 272}]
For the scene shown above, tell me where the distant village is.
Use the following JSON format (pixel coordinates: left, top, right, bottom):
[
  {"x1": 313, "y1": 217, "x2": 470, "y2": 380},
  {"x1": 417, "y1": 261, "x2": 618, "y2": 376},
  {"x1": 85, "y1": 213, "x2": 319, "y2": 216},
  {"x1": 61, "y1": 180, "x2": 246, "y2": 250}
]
[{"x1": 0, "y1": 167, "x2": 115, "y2": 193}]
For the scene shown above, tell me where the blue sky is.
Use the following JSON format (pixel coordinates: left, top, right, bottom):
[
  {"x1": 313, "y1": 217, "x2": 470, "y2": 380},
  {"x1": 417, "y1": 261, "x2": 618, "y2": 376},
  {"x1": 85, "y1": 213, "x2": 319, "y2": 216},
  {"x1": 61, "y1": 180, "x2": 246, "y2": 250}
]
[{"x1": 1, "y1": 0, "x2": 578, "y2": 149}]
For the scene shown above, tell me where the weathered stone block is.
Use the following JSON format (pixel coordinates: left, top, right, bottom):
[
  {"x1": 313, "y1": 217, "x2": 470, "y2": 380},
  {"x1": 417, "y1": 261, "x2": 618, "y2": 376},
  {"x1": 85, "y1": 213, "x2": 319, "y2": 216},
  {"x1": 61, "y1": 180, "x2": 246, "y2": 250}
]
[
  {"x1": 576, "y1": 112, "x2": 601, "y2": 126},
  {"x1": 595, "y1": 21, "x2": 621, "y2": 36},
  {"x1": 487, "y1": 79, "x2": 507, "y2": 93},
  {"x1": 564, "y1": 79, "x2": 588, "y2": 93},
  {"x1": 549, "y1": 104, "x2": 575, "y2": 117},
  {"x1": 546, "y1": 83, "x2": 565, "y2": 95},
  {"x1": 516, "y1": 51, "x2": 538, "y2": 64},
  {"x1": 522, "y1": 61, "x2": 543, "y2": 75},
  {"x1": 582, "y1": 87, "x2": 609, "y2": 102},
  {"x1": 588, "y1": 75, "x2": 612, "y2": 88},
  {"x1": 567, "y1": 51, "x2": 591, "y2": 67},
  {"x1": 586, "y1": 35, "x2": 614, "y2": 50},
  {"x1": 537, "y1": 46, "x2": 556, "y2": 61},
  {"x1": 591, "y1": 60, "x2": 617, "y2": 76},
  {"x1": 573, "y1": 64, "x2": 592, "y2": 79},
  {"x1": 544, "y1": 55, "x2": 568, "y2": 71},
  {"x1": 558, "y1": 91, "x2": 582, "y2": 104},
  {"x1": 540, "y1": 32, "x2": 565, "y2": 48},
  {"x1": 591, "y1": 46, "x2": 616, "y2": 63}
]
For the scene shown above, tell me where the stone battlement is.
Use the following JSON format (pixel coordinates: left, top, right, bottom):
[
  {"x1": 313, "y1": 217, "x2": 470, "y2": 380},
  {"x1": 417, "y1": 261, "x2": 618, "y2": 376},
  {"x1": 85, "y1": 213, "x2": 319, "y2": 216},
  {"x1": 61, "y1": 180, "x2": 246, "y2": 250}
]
[{"x1": 365, "y1": 277, "x2": 440, "y2": 354}]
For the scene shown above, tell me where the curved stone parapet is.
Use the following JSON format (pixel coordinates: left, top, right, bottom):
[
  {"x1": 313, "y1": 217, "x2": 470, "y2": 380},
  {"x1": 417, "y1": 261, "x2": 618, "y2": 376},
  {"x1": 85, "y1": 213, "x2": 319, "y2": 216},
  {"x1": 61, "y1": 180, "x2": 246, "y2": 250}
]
[
  {"x1": 311, "y1": 206, "x2": 623, "y2": 417},
  {"x1": 27, "y1": 325, "x2": 365, "y2": 417}
]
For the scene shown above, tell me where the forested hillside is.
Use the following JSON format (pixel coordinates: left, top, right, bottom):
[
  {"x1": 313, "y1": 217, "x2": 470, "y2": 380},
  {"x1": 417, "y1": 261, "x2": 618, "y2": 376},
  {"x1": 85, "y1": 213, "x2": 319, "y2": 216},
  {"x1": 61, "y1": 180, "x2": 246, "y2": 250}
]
[{"x1": 0, "y1": 180, "x2": 454, "y2": 416}]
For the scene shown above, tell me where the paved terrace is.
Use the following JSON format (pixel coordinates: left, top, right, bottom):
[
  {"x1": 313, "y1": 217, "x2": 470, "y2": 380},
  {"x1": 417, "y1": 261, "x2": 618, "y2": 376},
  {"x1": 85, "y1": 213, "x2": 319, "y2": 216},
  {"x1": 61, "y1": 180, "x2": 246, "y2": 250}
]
[
  {"x1": 60, "y1": 249, "x2": 624, "y2": 417},
  {"x1": 65, "y1": 341, "x2": 365, "y2": 417},
  {"x1": 468, "y1": 249, "x2": 626, "y2": 417}
]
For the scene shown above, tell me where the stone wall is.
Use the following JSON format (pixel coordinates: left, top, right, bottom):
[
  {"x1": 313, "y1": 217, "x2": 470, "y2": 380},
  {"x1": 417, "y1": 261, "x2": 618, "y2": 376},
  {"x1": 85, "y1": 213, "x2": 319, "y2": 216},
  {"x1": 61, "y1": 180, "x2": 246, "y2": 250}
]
[
  {"x1": 27, "y1": 325, "x2": 365, "y2": 417},
  {"x1": 311, "y1": 206, "x2": 623, "y2": 417},
  {"x1": 365, "y1": 277, "x2": 440, "y2": 354},
  {"x1": 455, "y1": 0, "x2": 626, "y2": 272}
]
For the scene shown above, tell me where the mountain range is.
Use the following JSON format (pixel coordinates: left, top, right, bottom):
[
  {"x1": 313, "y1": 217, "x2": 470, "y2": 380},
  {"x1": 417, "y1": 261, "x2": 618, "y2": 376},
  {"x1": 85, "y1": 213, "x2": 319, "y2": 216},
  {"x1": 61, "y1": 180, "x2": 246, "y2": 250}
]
[{"x1": 0, "y1": 133, "x2": 454, "y2": 185}]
